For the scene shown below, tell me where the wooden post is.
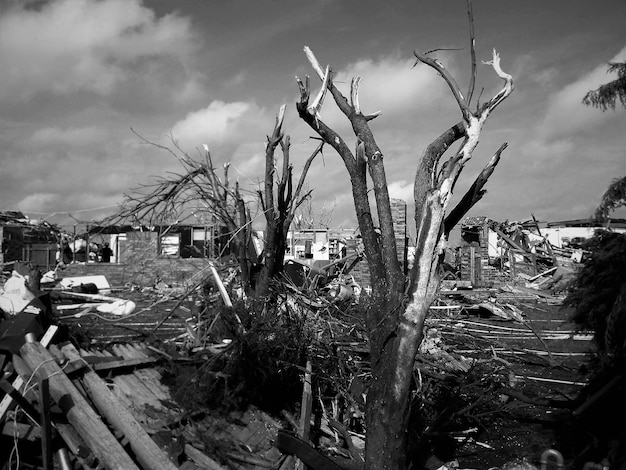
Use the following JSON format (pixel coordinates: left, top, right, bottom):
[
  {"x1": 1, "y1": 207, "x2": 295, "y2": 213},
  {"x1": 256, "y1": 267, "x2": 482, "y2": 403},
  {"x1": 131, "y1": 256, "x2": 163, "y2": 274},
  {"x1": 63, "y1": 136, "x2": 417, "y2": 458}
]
[
  {"x1": 296, "y1": 359, "x2": 313, "y2": 470},
  {"x1": 209, "y1": 261, "x2": 232, "y2": 307},
  {"x1": 184, "y1": 444, "x2": 226, "y2": 470},
  {"x1": 20, "y1": 340, "x2": 140, "y2": 470},
  {"x1": 39, "y1": 377, "x2": 53, "y2": 470},
  {"x1": 60, "y1": 343, "x2": 178, "y2": 470}
]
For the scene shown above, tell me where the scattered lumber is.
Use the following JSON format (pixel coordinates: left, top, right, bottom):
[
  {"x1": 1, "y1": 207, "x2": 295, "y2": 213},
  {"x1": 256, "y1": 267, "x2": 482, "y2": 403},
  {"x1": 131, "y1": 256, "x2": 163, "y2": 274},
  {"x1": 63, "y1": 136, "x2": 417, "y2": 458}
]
[
  {"x1": 60, "y1": 343, "x2": 178, "y2": 470},
  {"x1": 20, "y1": 339, "x2": 141, "y2": 469},
  {"x1": 184, "y1": 443, "x2": 227, "y2": 470}
]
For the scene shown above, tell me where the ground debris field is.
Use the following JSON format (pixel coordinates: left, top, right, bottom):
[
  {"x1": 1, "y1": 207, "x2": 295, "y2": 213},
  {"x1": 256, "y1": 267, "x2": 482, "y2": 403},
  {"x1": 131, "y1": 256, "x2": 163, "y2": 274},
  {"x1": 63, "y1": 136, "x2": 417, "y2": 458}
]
[
  {"x1": 0, "y1": 275, "x2": 614, "y2": 470},
  {"x1": 422, "y1": 300, "x2": 594, "y2": 469},
  {"x1": 59, "y1": 285, "x2": 599, "y2": 469}
]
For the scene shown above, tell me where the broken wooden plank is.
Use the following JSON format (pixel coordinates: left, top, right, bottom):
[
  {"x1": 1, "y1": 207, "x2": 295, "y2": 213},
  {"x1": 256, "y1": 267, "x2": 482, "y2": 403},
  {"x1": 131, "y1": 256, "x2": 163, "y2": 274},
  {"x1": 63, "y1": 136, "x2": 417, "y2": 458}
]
[
  {"x1": 77, "y1": 349, "x2": 140, "y2": 423},
  {"x1": 513, "y1": 374, "x2": 587, "y2": 386},
  {"x1": 528, "y1": 266, "x2": 558, "y2": 282},
  {"x1": 54, "y1": 422, "x2": 98, "y2": 470},
  {"x1": 299, "y1": 359, "x2": 313, "y2": 442},
  {"x1": 185, "y1": 443, "x2": 227, "y2": 470},
  {"x1": 20, "y1": 339, "x2": 141, "y2": 470},
  {"x1": 110, "y1": 344, "x2": 171, "y2": 404},
  {"x1": 92, "y1": 355, "x2": 157, "y2": 372},
  {"x1": 60, "y1": 343, "x2": 178, "y2": 470},
  {"x1": 501, "y1": 284, "x2": 559, "y2": 300},
  {"x1": 210, "y1": 261, "x2": 233, "y2": 307},
  {"x1": 93, "y1": 349, "x2": 163, "y2": 412}
]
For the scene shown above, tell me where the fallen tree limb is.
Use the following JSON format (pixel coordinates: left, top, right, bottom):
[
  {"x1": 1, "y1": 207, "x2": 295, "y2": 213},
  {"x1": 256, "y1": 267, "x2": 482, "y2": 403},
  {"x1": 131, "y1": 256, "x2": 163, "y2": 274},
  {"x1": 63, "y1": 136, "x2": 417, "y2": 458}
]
[{"x1": 499, "y1": 387, "x2": 575, "y2": 409}]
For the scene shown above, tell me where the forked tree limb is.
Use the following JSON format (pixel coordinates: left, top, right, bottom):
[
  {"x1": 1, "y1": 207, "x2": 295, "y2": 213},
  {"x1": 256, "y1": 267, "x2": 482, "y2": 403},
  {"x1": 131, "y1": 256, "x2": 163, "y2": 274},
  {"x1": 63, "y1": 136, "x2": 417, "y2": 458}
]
[
  {"x1": 466, "y1": 0, "x2": 477, "y2": 105},
  {"x1": 413, "y1": 49, "x2": 471, "y2": 121},
  {"x1": 443, "y1": 142, "x2": 508, "y2": 235},
  {"x1": 299, "y1": 47, "x2": 400, "y2": 285}
]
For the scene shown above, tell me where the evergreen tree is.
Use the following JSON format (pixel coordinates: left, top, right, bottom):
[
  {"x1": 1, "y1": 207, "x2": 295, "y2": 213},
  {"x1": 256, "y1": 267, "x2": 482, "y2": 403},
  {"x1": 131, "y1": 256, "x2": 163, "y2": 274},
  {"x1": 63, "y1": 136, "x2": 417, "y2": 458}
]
[{"x1": 582, "y1": 62, "x2": 626, "y2": 111}]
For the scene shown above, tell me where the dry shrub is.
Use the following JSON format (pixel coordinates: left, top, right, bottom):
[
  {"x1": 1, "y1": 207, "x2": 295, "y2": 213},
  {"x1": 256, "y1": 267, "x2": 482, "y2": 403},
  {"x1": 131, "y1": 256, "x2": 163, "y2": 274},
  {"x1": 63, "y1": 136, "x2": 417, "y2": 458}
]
[{"x1": 163, "y1": 293, "x2": 312, "y2": 414}]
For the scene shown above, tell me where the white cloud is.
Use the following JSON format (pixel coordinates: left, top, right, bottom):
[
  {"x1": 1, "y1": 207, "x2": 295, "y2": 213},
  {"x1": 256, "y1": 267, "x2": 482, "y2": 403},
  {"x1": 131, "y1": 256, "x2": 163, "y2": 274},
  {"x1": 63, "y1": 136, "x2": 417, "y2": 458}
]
[
  {"x1": 538, "y1": 45, "x2": 626, "y2": 140},
  {"x1": 387, "y1": 180, "x2": 414, "y2": 201},
  {"x1": 521, "y1": 138, "x2": 575, "y2": 168},
  {"x1": 170, "y1": 101, "x2": 265, "y2": 151},
  {"x1": 315, "y1": 53, "x2": 451, "y2": 127},
  {"x1": 0, "y1": 0, "x2": 198, "y2": 103},
  {"x1": 29, "y1": 126, "x2": 106, "y2": 147},
  {"x1": 342, "y1": 55, "x2": 441, "y2": 112},
  {"x1": 16, "y1": 192, "x2": 62, "y2": 213},
  {"x1": 513, "y1": 44, "x2": 626, "y2": 184}
]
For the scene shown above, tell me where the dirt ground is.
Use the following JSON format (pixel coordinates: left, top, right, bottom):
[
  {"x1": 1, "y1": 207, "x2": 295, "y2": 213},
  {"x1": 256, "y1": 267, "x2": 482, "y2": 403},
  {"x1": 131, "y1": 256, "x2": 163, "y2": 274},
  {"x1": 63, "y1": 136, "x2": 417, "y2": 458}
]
[
  {"x1": 437, "y1": 301, "x2": 595, "y2": 469},
  {"x1": 59, "y1": 290, "x2": 601, "y2": 469}
]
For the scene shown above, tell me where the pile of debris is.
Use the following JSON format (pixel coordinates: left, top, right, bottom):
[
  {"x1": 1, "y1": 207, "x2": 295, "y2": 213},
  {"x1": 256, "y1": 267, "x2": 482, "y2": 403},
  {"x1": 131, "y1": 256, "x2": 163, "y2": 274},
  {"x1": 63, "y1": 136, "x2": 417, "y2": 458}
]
[
  {"x1": 0, "y1": 256, "x2": 372, "y2": 468},
  {"x1": 0, "y1": 246, "x2": 598, "y2": 469}
]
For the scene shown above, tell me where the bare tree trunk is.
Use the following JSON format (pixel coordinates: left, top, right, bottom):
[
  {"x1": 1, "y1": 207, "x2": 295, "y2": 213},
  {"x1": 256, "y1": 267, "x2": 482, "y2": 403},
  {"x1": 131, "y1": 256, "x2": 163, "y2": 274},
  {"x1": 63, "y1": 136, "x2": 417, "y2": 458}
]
[
  {"x1": 296, "y1": 4, "x2": 513, "y2": 466},
  {"x1": 235, "y1": 185, "x2": 252, "y2": 293},
  {"x1": 256, "y1": 106, "x2": 323, "y2": 297}
]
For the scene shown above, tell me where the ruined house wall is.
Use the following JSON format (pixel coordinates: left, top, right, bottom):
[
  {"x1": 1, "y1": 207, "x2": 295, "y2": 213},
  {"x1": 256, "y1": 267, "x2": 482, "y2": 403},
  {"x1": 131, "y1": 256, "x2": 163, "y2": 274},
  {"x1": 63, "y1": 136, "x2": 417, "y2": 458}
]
[
  {"x1": 62, "y1": 201, "x2": 410, "y2": 291},
  {"x1": 391, "y1": 198, "x2": 408, "y2": 275},
  {"x1": 63, "y1": 231, "x2": 208, "y2": 287},
  {"x1": 458, "y1": 223, "x2": 505, "y2": 287},
  {"x1": 347, "y1": 198, "x2": 408, "y2": 290}
]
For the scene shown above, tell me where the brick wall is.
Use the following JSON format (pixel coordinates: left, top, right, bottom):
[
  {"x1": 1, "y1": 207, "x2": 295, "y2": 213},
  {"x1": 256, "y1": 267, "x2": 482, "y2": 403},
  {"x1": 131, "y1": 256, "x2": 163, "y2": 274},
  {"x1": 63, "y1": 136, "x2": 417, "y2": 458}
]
[
  {"x1": 457, "y1": 223, "x2": 508, "y2": 287},
  {"x1": 390, "y1": 198, "x2": 408, "y2": 274},
  {"x1": 63, "y1": 231, "x2": 209, "y2": 287},
  {"x1": 344, "y1": 199, "x2": 408, "y2": 290},
  {"x1": 345, "y1": 239, "x2": 370, "y2": 288}
]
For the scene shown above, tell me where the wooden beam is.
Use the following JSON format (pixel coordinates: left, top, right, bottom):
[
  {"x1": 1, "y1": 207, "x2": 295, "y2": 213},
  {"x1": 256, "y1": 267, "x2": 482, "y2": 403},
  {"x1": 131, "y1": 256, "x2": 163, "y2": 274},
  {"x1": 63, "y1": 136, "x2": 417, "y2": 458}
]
[
  {"x1": 60, "y1": 343, "x2": 178, "y2": 470},
  {"x1": 185, "y1": 444, "x2": 227, "y2": 470},
  {"x1": 491, "y1": 225, "x2": 526, "y2": 252},
  {"x1": 39, "y1": 377, "x2": 53, "y2": 470},
  {"x1": 20, "y1": 340, "x2": 141, "y2": 470},
  {"x1": 296, "y1": 359, "x2": 313, "y2": 470},
  {"x1": 209, "y1": 261, "x2": 233, "y2": 307}
]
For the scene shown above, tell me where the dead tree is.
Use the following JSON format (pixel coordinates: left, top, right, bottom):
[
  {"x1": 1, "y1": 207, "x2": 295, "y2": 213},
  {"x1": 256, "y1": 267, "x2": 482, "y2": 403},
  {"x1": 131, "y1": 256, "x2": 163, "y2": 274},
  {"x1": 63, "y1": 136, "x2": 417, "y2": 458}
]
[
  {"x1": 255, "y1": 105, "x2": 324, "y2": 295},
  {"x1": 295, "y1": 5, "x2": 513, "y2": 469},
  {"x1": 105, "y1": 133, "x2": 255, "y2": 290},
  {"x1": 108, "y1": 114, "x2": 321, "y2": 297}
]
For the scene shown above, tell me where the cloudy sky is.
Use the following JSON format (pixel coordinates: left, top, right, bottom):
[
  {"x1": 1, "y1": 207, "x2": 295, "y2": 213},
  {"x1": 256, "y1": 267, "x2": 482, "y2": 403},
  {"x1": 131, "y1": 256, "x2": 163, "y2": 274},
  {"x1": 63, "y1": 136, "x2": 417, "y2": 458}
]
[{"x1": 0, "y1": 0, "x2": 625, "y2": 233}]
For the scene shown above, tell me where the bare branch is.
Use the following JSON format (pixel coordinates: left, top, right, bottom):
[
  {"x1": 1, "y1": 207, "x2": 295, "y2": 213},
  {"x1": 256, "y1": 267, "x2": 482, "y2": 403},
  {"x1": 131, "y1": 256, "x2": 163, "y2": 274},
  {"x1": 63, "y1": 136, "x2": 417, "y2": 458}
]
[
  {"x1": 292, "y1": 142, "x2": 324, "y2": 211},
  {"x1": 350, "y1": 76, "x2": 383, "y2": 121},
  {"x1": 308, "y1": 66, "x2": 330, "y2": 120},
  {"x1": 350, "y1": 76, "x2": 362, "y2": 113},
  {"x1": 444, "y1": 142, "x2": 508, "y2": 234},
  {"x1": 414, "y1": 121, "x2": 466, "y2": 219},
  {"x1": 276, "y1": 104, "x2": 286, "y2": 134},
  {"x1": 413, "y1": 50, "x2": 471, "y2": 121},
  {"x1": 303, "y1": 46, "x2": 326, "y2": 80},
  {"x1": 466, "y1": 0, "x2": 477, "y2": 105},
  {"x1": 481, "y1": 49, "x2": 514, "y2": 112}
]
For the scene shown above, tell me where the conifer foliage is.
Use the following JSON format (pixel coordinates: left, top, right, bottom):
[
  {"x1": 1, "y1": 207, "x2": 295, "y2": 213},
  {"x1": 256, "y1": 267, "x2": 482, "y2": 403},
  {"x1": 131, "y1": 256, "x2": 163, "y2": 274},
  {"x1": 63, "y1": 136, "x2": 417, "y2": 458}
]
[
  {"x1": 565, "y1": 230, "x2": 626, "y2": 371},
  {"x1": 582, "y1": 62, "x2": 626, "y2": 111}
]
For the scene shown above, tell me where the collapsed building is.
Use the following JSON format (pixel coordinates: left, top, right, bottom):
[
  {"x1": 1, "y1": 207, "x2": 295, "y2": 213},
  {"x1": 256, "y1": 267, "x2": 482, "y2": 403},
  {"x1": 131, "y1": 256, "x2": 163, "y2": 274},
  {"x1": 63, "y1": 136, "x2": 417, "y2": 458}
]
[
  {"x1": 454, "y1": 215, "x2": 626, "y2": 289},
  {"x1": 0, "y1": 211, "x2": 59, "y2": 271},
  {"x1": 1, "y1": 207, "x2": 619, "y2": 469}
]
